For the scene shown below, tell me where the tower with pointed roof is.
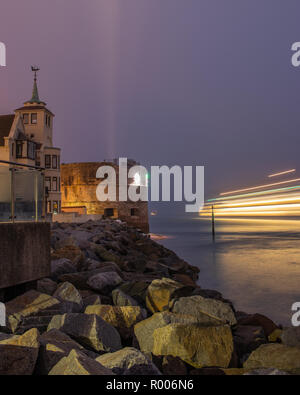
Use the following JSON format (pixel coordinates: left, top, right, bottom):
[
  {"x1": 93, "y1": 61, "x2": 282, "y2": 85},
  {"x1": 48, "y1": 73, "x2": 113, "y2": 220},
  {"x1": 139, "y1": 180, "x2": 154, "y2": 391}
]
[{"x1": 15, "y1": 66, "x2": 54, "y2": 147}]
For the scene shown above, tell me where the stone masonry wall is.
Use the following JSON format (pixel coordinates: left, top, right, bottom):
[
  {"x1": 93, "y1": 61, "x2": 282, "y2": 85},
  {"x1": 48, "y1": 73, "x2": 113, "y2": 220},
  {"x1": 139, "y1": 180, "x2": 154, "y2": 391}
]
[{"x1": 61, "y1": 162, "x2": 149, "y2": 233}]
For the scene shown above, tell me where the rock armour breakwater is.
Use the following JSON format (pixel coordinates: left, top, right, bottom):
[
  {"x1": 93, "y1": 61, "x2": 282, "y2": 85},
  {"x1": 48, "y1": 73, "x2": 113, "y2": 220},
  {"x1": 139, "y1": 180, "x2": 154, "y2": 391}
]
[{"x1": 0, "y1": 219, "x2": 299, "y2": 375}]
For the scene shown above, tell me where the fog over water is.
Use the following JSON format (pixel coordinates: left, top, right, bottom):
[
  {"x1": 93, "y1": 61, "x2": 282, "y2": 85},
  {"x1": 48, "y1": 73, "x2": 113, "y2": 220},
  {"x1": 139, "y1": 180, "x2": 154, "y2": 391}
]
[{"x1": 150, "y1": 214, "x2": 300, "y2": 326}]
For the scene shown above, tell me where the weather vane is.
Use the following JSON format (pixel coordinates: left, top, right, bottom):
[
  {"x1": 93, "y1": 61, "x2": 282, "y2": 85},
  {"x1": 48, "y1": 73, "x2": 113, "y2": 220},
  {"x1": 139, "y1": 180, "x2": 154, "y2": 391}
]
[{"x1": 31, "y1": 65, "x2": 40, "y2": 81}]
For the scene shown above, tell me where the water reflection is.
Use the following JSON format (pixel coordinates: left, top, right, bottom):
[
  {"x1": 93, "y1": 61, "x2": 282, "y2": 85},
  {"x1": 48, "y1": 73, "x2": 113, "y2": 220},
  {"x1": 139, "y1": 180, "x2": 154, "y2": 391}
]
[{"x1": 150, "y1": 215, "x2": 300, "y2": 326}]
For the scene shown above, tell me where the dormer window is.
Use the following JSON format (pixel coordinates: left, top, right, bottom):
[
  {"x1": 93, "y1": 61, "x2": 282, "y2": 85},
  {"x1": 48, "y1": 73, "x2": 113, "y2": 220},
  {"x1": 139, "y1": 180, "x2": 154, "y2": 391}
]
[
  {"x1": 23, "y1": 114, "x2": 29, "y2": 124},
  {"x1": 31, "y1": 113, "x2": 37, "y2": 124}
]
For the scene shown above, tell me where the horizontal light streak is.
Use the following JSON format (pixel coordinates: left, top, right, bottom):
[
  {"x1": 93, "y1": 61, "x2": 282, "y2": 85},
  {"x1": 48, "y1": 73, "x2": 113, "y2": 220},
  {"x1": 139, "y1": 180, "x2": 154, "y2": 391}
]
[
  {"x1": 220, "y1": 178, "x2": 300, "y2": 196},
  {"x1": 215, "y1": 196, "x2": 300, "y2": 209},
  {"x1": 268, "y1": 169, "x2": 296, "y2": 178},
  {"x1": 208, "y1": 185, "x2": 300, "y2": 202},
  {"x1": 200, "y1": 210, "x2": 300, "y2": 217}
]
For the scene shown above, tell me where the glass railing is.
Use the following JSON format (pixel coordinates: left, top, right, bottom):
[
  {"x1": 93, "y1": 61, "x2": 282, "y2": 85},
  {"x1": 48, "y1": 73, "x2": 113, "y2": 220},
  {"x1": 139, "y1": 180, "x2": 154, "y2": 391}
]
[{"x1": 0, "y1": 160, "x2": 45, "y2": 222}]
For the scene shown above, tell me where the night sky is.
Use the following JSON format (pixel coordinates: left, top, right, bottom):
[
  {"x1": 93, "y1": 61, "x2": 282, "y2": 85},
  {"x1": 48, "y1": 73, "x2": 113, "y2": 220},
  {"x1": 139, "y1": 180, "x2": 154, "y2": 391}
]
[{"x1": 1, "y1": 0, "x2": 300, "y2": 199}]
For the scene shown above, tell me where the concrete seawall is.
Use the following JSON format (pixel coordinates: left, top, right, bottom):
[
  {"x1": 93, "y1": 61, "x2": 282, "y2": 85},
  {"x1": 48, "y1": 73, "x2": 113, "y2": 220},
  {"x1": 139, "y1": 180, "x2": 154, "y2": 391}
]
[{"x1": 0, "y1": 222, "x2": 50, "y2": 290}]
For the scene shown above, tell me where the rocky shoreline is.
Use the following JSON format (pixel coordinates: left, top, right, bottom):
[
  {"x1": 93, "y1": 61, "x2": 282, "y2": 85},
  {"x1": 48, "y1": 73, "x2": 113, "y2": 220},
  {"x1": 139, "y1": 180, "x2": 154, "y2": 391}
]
[{"x1": 0, "y1": 218, "x2": 299, "y2": 375}]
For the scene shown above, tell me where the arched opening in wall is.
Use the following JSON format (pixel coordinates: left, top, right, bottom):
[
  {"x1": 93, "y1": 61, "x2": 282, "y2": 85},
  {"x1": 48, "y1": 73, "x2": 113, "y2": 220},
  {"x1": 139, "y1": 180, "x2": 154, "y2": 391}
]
[
  {"x1": 130, "y1": 208, "x2": 139, "y2": 217},
  {"x1": 104, "y1": 208, "x2": 114, "y2": 218}
]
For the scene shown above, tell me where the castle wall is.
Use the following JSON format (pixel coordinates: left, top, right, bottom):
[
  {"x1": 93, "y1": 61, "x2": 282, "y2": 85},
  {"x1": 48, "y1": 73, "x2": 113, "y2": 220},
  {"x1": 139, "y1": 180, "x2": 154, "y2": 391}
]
[{"x1": 61, "y1": 162, "x2": 149, "y2": 233}]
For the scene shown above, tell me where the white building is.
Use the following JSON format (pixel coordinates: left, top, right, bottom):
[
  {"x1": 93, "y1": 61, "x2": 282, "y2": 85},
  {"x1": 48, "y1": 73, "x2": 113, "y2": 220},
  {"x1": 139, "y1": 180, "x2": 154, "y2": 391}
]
[{"x1": 0, "y1": 68, "x2": 61, "y2": 214}]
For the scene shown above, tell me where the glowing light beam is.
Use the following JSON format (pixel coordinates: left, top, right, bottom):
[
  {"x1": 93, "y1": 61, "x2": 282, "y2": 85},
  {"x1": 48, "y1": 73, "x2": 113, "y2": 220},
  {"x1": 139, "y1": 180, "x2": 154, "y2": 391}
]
[
  {"x1": 268, "y1": 169, "x2": 296, "y2": 178},
  {"x1": 220, "y1": 178, "x2": 300, "y2": 196}
]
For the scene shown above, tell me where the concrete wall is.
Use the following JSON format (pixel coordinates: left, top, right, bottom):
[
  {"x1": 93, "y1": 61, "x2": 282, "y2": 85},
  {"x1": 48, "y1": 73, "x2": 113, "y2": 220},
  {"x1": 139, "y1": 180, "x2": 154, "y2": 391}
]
[
  {"x1": 53, "y1": 212, "x2": 103, "y2": 223},
  {"x1": 0, "y1": 222, "x2": 50, "y2": 290}
]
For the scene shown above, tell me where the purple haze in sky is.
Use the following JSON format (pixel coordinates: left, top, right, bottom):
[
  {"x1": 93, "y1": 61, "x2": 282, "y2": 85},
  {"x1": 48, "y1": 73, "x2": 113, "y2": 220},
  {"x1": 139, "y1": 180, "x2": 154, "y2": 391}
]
[{"x1": 1, "y1": 0, "x2": 300, "y2": 198}]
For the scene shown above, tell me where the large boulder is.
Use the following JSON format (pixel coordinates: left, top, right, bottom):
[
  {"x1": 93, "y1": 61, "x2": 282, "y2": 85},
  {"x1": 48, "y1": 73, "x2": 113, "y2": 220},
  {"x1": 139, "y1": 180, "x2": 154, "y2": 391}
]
[
  {"x1": 170, "y1": 295, "x2": 237, "y2": 326},
  {"x1": 53, "y1": 282, "x2": 83, "y2": 313},
  {"x1": 51, "y1": 245, "x2": 85, "y2": 265},
  {"x1": 37, "y1": 278, "x2": 58, "y2": 295},
  {"x1": 96, "y1": 347, "x2": 161, "y2": 375},
  {"x1": 5, "y1": 290, "x2": 62, "y2": 333},
  {"x1": 0, "y1": 328, "x2": 40, "y2": 375},
  {"x1": 112, "y1": 288, "x2": 140, "y2": 307},
  {"x1": 85, "y1": 305, "x2": 145, "y2": 339},
  {"x1": 49, "y1": 349, "x2": 113, "y2": 375},
  {"x1": 237, "y1": 313, "x2": 278, "y2": 337},
  {"x1": 244, "y1": 343, "x2": 300, "y2": 374},
  {"x1": 118, "y1": 281, "x2": 151, "y2": 304},
  {"x1": 134, "y1": 311, "x2": 200, "y2": 353},
  {"x1": 87, "y1": 272, "x2": 123, "y2": 294},
  {"x1": 161, "y1": 355, "x2": 188, "y2": 375},
  {"x1": 82, "y1": 294, "x2": 102, "y2": 309},
  {"x1": 47, "y1": 313, "x2": 122, "y2": 353},
  {"x1": 233, "y1": 325, "x2": 266, "y2": 358},
  {"x1": 281, "y1": 327, "x2": 300, "y2": 347},
  {"x1": 54, "y1": 236, "x2": 78, "y2": 250},
  {"x1": 51, "y1": 258, "x2": 77, "y2": 281},
  {"x1": 152, "y1": 323, "x2": 234, "y2": 369},
  {"x1": 36, "y1": 329, "x2": 87, "y2": 374},
  {"x1": 91, "y1": 244, "x2": 121, "y2": 264},
  {"x1": 146, "y1": 278, "x2": 191, "y2": 313},
  {"x1": 58, "y1": 267, "x2": 121, "y2": 290}
]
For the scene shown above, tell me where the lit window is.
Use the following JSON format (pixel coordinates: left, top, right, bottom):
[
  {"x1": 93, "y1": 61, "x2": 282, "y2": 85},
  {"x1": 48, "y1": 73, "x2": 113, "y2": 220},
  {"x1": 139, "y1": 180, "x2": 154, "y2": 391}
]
[
  {"x1": 31, "y1": 113, "x2": 37, "y2": 124},
  {"x1": 47, "y1": 200, "x2": 51, "y2": 213},
  {"x1": 23, "y1": 114, "x2": 29, "y2": 124},
  {"x1": 53, "y1": 201, "x2": 58, "y2": 214}
]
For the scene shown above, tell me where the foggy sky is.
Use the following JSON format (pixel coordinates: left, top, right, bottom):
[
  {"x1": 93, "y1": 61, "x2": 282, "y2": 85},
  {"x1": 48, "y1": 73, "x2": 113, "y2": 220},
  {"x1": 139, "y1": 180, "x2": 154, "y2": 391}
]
[{"x1": 1, "y1": 0, "x2": 300, "y2": 198}]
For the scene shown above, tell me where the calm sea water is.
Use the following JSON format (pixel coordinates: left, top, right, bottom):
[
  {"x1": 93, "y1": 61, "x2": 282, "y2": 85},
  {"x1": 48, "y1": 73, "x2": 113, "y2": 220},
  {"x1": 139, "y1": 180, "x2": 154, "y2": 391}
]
[{"x1": 150, "y1": 214, "x2": 300, "y2": 326}]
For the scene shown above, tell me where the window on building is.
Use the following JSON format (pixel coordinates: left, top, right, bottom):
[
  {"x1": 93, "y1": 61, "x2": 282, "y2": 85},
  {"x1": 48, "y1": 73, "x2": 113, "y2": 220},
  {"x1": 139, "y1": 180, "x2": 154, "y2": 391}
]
[
  {"x1": 58, "y1": 177, "x2": 61, "y2": 191},
  {"x1": 45, "y1": 114, "x2": 51, "y2": 127},
  {"x1": 53, "y1": 201, "x2": 58, "y2": 214},
  {"x1": 104, "y1": 208, "x2": 114, "y2": 217},
  {"x1": 27, "y1": 141, "x2": 36, "y2": 160},
  {"x1": 11, "y1": 143, "x2": 14, "y2": 157},
  {"x1": 45, "y1": 177, "x2": 51, "y2": 192},
  {"x1": 58, "y1": 156, "x2": 60, "y2": 169},
  {"x1": 52, "y1": 177, "x2": 58, "y2": 191},
  {"x1": 52, "y1": 155, "x2": 57, "y2": 169},
  {"x1": 130, "y1": 208, "x2": 139, "y2": 216},
  {"x1": 23, "y1": 114, "x2": 29, "y2": 124},
  {"x1": 16, "y1": 141, "x2": 23, "y2": 158},
  {"x1": 45, "y1": 155, "x2": 51, "y2": 168},
  {"x1": 31, "y1": 113, "x2": 37, "y2": 124},
  {"x1": 47, "y1": 200, "x2": 51, "y2": 213}
]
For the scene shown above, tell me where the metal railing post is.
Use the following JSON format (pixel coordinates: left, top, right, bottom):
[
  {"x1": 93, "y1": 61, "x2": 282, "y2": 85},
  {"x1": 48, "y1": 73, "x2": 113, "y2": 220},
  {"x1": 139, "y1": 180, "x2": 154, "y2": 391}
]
[
  {"x1": 10, "y1": 167, "x2": 15, "y2": 223},
  {"x1": 34, "y1": 171, "x2": 38, "y2": 222}
]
